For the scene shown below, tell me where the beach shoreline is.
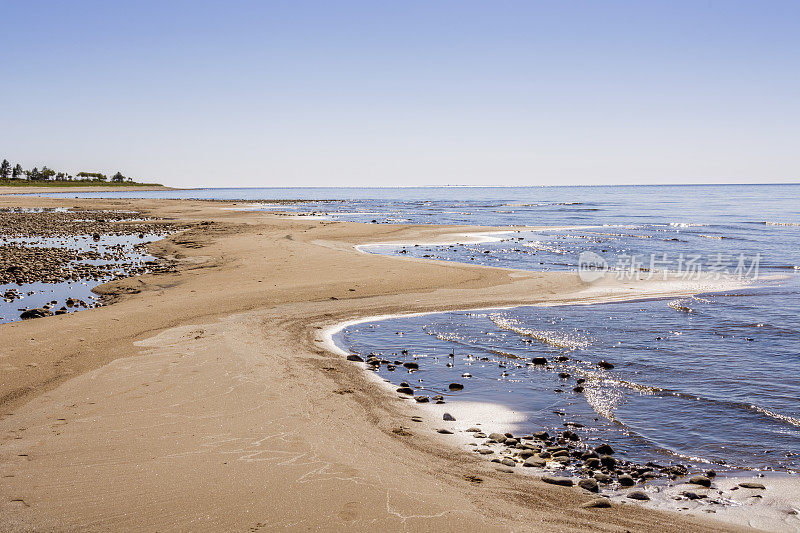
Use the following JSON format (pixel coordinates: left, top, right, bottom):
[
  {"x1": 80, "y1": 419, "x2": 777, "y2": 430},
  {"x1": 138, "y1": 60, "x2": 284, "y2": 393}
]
[
  {"x1": 0, "y1": 195, "x2": 770, "y2": 531},
  {"x1": 323, "y1": 302, "x2": 800, "y2": 532},
  {"x1": 0, "y1": 185, "x2": 178, "y2": 195}
]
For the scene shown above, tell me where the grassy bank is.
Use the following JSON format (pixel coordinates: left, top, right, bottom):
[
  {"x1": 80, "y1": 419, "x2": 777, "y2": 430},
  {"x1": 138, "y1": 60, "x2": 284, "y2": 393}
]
[{"x1": 0, "y1": 179, "x2": 163, "y2": 187}]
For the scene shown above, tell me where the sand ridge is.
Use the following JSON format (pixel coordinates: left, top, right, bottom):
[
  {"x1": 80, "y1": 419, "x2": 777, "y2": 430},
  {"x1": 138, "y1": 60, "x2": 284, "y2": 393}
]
[{"x1": 0, "y1": 195, "x2": 746, "y2": 531}]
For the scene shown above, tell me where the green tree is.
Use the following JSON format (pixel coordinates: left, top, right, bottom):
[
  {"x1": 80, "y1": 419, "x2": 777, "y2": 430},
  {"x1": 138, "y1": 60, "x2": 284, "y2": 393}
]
[
  {"x1": 39, "y1": 166, "x2": 56, "y2": 181},
  {"x1": 0, "y1": 159, "x2": 10, "y2": 179},
  {"x1": 12, "y1": 164, "x2": 23, "y2": 178},
  {"x1": 111, "y1": 171, "x2": 125, "y2": 182},
  {"x1": 25, "y1": 167, "x2": 40, "y2": 181},
  {"x1": 77, "y1": 171, "x2": 107, "y2": 181}
]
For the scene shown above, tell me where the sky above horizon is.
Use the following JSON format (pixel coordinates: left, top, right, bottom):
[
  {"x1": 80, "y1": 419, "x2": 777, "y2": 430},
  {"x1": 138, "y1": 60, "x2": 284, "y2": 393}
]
[{"x1": 1, "y1": 1, "x2": 799, "y2": 187}]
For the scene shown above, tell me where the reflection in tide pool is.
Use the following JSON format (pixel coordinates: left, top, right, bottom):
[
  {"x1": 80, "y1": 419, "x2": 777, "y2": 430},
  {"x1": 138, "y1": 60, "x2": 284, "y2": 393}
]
[{"x1": 0, "y1": 232, "x2": 167, "y2": 324}]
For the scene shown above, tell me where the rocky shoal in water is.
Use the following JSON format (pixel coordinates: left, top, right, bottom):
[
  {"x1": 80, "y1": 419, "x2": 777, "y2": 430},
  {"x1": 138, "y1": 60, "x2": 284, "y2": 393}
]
[
  {"x1": 0, "y1": 207, "x2": 181, "y2": 237},
  {"x1": 0, "y1": 208, "x2": 187, "y2": 317},
  {"x1": 347, "y1": 352, "x2": 756, "y2": 507}
]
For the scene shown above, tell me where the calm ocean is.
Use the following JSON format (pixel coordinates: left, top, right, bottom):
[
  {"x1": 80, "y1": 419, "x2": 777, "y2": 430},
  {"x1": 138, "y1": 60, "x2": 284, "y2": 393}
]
[{"x1": 35, "y1": 185, "x2": 800, "y2": 475}]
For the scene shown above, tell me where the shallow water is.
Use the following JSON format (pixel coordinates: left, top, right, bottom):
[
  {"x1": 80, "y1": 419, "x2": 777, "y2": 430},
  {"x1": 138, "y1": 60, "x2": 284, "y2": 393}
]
[
  {"x1": 0, "y1": 232, "x2": 164, "y2": 324},
  {"x1": 336, "y1": 280, "x2": 800, "y2": 474},
  {"x1": 31, "y1": 184, "x2": 800, "y2": 475}
]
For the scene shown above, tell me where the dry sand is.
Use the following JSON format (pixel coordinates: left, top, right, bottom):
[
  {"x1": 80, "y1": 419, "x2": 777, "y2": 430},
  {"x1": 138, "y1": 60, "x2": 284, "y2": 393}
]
[{"x1": 0, "y1": 194, "x2": 749, "y2": 531}]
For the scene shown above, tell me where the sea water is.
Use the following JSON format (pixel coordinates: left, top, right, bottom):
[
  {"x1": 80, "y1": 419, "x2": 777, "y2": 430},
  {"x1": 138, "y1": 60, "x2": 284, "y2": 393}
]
[{"x1": 33, "y1": 185, "x2": 800, "y2": 474}]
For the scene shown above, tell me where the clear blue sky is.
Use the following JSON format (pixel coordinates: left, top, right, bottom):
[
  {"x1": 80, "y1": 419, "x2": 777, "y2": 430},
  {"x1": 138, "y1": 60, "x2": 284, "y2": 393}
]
[{"x1": 1, "y1": 1, "x2": 798, "y2": 187}]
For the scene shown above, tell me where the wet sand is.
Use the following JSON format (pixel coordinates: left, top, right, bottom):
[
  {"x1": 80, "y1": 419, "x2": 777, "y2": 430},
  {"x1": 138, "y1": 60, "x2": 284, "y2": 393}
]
[{"x1": 0, "y1": 194, "x2": 748, "y2": 531}]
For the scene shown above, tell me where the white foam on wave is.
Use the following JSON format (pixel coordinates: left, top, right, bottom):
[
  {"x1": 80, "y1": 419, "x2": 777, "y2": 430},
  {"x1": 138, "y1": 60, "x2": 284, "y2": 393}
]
[
  {"x1": 669, "y1": 222, "x2": 707, "y2": 227},
  {"x1": 488, "y1": 314, "x2": 590, "y2": 350},
  {"x1": 668, "y1": 298, "x2": 694, "y2": 313},
  {"x1": 764, "y1": 221, "x2": 800, "y2": 227},
  {"x1": 521, "y1": 241, "x2": 571, "y2": 254},
  {"x1": 751, "y1": 405, "x2": 800, "y2": 428}
]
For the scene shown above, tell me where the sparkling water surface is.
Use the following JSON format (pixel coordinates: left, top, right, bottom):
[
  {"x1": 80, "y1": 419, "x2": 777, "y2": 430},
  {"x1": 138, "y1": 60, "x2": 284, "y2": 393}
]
[{"x1": 33, "y1": 185, "x2": 800, "y2": 474}]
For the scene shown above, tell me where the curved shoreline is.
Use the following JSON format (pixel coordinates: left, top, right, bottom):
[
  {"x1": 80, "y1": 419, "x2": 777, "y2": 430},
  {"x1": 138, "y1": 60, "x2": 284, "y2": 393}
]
[
  {"x1": 0, "y1": 196, "x2": 761, "y2": 531},
  {"x1": 323, "y1": 301, "x2": 800, "y2": 532}
]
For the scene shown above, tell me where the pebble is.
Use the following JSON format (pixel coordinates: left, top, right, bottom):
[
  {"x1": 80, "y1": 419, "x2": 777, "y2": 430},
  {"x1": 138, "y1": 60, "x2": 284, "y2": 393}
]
[
  {"x1": 599, "y1": 455, "x2": 616, "y2": 468},
  {"x1": 595, "y1": 443, "x2": 614, "y2": 455},
  {"x1": 488, "y1": 433, "x2": 507, "y2": 443},
  {"x1": 442, "y1": 413, "x2": 455, "y2": 421},
  {"x1": 627, "y1": 491, "x2": 650, "y2": 501},
  {"x1": 618, "y1": 474, "x2": 635, "y2": 487},
  {"x1": 448, "y1": 383, "x2": 464, "y2": 391},
  {"x1": 346, "y1": 354, "x2": 364, "y2": 362},
  {"x1": 523, "y1": 457, "x2": 546, "y2": 468},
  {"x1": 20, "y1": 308, "x2": 53, "y2": 320},
  {"x1": 583, "y1": 457, "x2": 601, "y2": 469},
  {"x1": 738, "y1": 482, "x2": 766, "y2": 489},
  {"x1": 540, "y1": 476, "x2": 574, "y2": 487},
  {"x1": 578, "y1": 479, "x2": 599, "y2": 492},
  {"x1": 688, "y1": 475, "x2": 711, "y2": 487},
  {"x1": 581, "y1": 498, "x2": 611, "y2": 509}
]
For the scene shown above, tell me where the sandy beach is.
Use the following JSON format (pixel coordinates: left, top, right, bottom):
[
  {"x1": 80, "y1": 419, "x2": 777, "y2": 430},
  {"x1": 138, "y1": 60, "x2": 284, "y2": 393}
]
[{"x1": 0, "y1": 193, "x2": 757, "y2": 531}]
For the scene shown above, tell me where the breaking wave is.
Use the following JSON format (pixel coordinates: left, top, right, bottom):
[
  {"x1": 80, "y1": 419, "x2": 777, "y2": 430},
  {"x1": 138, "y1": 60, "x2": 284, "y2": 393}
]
[{"x1": 488, "y1": 314, "x2": 590, "y2": 350}]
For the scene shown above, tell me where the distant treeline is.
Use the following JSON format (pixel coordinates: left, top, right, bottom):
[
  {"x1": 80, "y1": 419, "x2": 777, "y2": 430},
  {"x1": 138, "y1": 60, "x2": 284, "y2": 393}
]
[{"x1": 0, "y1": 158, "x2": 153, "y2": 184}]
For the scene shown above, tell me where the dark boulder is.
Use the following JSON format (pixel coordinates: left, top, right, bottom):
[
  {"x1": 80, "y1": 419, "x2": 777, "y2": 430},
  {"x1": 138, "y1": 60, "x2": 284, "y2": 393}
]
[
  {"x1": 595, "y1": 443, "x2": 614, "y2": 455},
  {"x1": 618, "y1": 474, "x2": 635, "y2": 487},
  {"x1": 688, "y1": 475, "x2": 711, "y2": 487},
  {"x1": 578, "y1": 478, "x2": 599, "y2": 492},
  {"x1": 20, "y1": 308, "x2": 53, "y2": 320},
  {"x1": 599, "y1": 455, "x2": 616, "y2": 468}
]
